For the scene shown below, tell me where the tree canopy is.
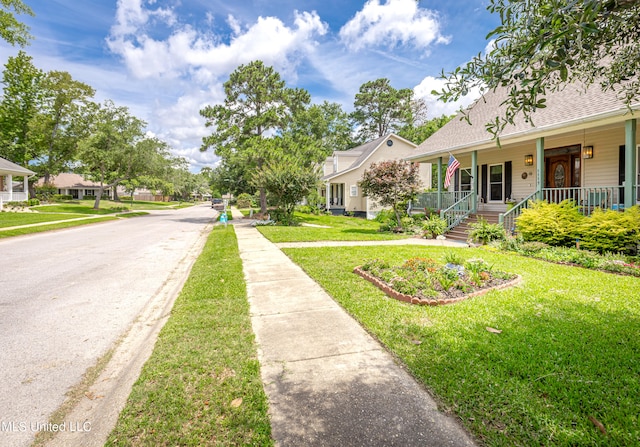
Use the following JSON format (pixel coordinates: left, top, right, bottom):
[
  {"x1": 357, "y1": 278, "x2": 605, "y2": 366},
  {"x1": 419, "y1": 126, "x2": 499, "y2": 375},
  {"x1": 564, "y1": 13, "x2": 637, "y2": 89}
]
[
  {"x1": 436, "y1": 0, "x2": 640, "y2": 137},
  {"x1": 0, "y1": 50, "x2": 41, "y2": 166},
  {"x1": 200, "y1": 60, "x2": 309, "y2": 213},
  {"x1": 351, "y1": 78, "x2": 414, "y2": 141},
  {"x1": 0, "y1": 0, "x2": 33, "y2": 47}
]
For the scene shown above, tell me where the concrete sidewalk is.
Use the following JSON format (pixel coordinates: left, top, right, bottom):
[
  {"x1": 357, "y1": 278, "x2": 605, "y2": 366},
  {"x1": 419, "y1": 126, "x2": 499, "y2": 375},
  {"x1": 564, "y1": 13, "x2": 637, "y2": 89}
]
[{"x1": 232, "y1": 214, "x2": 477, "y2": 446}]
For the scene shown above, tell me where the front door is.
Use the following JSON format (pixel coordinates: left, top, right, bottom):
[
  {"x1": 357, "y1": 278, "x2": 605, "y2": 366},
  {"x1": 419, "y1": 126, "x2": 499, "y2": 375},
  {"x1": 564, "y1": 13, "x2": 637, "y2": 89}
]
[
  {"x1": 544, "y1": 145, "x2": 581, "y2": 203},
  {"x1": 547, "y1": 155, "x2": 571, "y2": 188}
]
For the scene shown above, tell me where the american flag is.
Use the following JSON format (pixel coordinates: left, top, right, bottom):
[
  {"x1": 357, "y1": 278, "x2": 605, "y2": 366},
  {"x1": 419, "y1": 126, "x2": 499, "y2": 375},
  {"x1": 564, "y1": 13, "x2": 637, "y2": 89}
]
[{"x1": 444, "y1": 155, "x2": 460, "y2": 188}]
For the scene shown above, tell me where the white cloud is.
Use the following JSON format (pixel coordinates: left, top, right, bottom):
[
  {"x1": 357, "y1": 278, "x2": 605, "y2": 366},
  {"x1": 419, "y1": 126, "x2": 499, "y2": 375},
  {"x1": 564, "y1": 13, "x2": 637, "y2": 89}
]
[
  {"x1": 102, "y1": 2, "x2": 330, "y2": 172},
  {"x1": 339, "y1": 0, "x2": 450, "y2": 55},
  {"x1": 107, "y1": 3, "x2": 328, "y2": 81},
  {"x1": 413, "y1": 76, "x2": 481, "y2": 118}
]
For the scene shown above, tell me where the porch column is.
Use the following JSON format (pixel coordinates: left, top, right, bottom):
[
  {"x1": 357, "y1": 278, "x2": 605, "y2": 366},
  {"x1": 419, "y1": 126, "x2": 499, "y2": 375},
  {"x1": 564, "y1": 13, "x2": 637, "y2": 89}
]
[
  {"x1": 437, "y1": 156, "x2": 443, "y2": 210},
  {"x1": 23, "y1": 176, "x2": 29, "y2": 200},
  {"x1": 624, "y1": 118, "x2": 637, "y2": 208},
  {"x1": 325, "y1": 182, "x2": 330, "y2": 210},
  {"x1": 471, "y1": 150, "x2": 478, "y2": 212},
  {"x1": 7, "y1": 174, "x2": 12, "y2": 201},
  {"x1": 536, "y1": 137, "x2": 545, "y2": 195}
]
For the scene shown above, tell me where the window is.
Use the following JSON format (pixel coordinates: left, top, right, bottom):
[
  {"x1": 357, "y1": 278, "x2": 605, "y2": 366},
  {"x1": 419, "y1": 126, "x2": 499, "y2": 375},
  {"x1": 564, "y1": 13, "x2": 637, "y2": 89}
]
[
  {"x1": 460, "y1": 169, "x2": 472, "y2": 192},
  {"x1": 84, "y1": 189, "x2": 95, "y2": 196},
  {"x1": 489, "y1": 164, "x2": 503, "y2": 201},
  {"x1": 350, "y1": 185, "x2": 358, "y2": 197}
]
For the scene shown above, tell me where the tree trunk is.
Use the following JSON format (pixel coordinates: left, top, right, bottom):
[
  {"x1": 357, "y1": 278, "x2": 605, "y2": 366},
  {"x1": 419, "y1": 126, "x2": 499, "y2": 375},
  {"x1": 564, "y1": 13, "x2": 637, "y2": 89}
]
[
  {"x1": 94, "y1": 186, "x2": 104, "y2": 209},
  {"x1": 394, "y1": 205, "x2": 403, "y2": 231},
  {"x1": 259, "y1": 187, "x2": 267, "y2": 214}
]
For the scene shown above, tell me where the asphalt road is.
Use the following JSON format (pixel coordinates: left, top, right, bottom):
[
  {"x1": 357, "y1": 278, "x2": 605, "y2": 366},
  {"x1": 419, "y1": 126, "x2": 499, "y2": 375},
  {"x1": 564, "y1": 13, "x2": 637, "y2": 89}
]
[{"x1": 0, "y1": 204, "x2": 215, "y2": 446}]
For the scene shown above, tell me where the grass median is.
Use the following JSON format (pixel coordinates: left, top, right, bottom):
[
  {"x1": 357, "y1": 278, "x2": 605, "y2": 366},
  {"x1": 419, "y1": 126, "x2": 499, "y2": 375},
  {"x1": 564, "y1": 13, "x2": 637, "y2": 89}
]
[
  {"x1": 284, "y1": 244, "x2": 640, "y2": 446},
  {"x1": 0, "y1": 216, "x2": 119, "y2": 238},
  {"x1": 106, "y1": 225, "x2": 272, "y2": 446}
]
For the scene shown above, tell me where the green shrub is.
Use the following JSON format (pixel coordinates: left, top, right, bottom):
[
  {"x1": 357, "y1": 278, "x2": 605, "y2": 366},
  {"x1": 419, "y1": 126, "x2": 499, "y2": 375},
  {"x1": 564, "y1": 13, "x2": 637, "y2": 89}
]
[
  {"x1": 296, "y1": 204, "x2": 322, "y2": 215},
  {"x1": 236, "y1": 193, "x2": 254, "y2": 209},
  {"x1": 374, "y1": 208, "x2": 396, "y2": 223},
  {"x1": 468, "y1": 217, "x2": 506, "y2": 244},
  {"x1": 400, "y1": 216, "x2": 414, "y2": 231},
  {"x1": 578, "y1": 206, "x2": 640, "y2": 255},
  {"x1": 27, "y1": 198, "x2": 40, "y2": 206},
  {"x1": 35, "y1": 184, "x2": 57, "y2": 202},
  {"x1": 374, "y1": 208, "x2": 398, "y2": 232},
  {"x1": 516, "y1": 200, "x2": 584, "y2": 246},
  {"x1": 421, "y1": 214, "x2": 447, "y2": 239}
]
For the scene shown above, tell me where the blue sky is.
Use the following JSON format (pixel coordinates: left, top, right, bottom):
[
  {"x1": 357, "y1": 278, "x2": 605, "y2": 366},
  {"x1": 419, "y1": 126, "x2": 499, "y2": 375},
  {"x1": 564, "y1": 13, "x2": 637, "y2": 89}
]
[{"x1": 1, "y1": 0, "x2": 499, "y2": 172}]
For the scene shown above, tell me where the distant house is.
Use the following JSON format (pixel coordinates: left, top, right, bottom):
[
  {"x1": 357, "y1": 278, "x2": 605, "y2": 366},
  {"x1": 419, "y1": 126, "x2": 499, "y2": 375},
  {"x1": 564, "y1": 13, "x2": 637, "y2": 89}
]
[
  {"x1": 321, "y1": 134, "x2": 432, "y2": 218},
  {"x1": 407, "y1": 82, "x2": 639, "y2": 232},
  {"x1": 0, "y1": 156, "x2": 35, "y2": 204},
  {"x1": 36, "y1": 173, "x2": 112, "y2": 200}
]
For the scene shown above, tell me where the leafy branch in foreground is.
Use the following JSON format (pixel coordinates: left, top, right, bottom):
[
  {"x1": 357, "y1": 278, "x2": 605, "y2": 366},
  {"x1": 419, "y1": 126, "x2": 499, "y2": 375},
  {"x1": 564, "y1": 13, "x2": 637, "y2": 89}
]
[{"x1": 435, "y1": 0, "x2": 640, "y2": 137}]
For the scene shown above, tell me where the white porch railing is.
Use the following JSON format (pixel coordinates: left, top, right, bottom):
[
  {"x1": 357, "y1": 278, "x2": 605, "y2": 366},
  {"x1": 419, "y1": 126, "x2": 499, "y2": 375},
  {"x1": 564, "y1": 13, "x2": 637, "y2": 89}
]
[
  {"x1": 413, "y1": 191, "x2": 470, "y2": 211},
  {"x1": 1, "y1": 191, "x2": 29, "y2": 202},
  {"x1": 439, "y1": 192, "x2": 474, "y2": 231},
  {"x1": 541, "y1": 186, "x2": 623, "y2": 215}
]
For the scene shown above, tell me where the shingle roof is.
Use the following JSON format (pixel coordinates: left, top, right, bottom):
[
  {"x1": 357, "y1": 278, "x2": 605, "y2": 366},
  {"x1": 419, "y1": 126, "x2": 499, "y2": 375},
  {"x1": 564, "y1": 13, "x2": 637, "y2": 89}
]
[
  {"x1": 0, "y1": 157, "x2": 35, "y2": 176},
  {"x1": 411, "y1": 82, "x2": 640, "y2": 160},
  {"x1": 323, "y1": 134, "x2": 416, "y2": 181},
  {"x1": 36, "y1": 173, "x2": 102, "y2": 188}
]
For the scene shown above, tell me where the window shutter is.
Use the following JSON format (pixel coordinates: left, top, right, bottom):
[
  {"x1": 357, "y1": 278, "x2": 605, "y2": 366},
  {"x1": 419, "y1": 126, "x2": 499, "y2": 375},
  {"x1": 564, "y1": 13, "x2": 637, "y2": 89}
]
[
  {"x1": 481, "y1": 164, "x2": 488, "y2": 202},
  {"x1": 505, "y1": 161, "x2": 512, "y2": 199}
]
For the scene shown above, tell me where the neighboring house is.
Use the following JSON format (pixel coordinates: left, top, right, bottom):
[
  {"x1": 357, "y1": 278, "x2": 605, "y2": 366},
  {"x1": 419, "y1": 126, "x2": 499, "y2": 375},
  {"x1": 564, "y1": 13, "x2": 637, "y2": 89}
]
[
  {"x1": 407, "y1": 82, "x2": 639, "y2": 232},
  {"x1": 37, "y1": 173, "x2": 113, "y2": 200},
  {"x1": 321, "y1": 134, "x2": 432, "y2": 218},
  {"x1": 0, "y1": 157, "x2": 35, "y2": 205}
]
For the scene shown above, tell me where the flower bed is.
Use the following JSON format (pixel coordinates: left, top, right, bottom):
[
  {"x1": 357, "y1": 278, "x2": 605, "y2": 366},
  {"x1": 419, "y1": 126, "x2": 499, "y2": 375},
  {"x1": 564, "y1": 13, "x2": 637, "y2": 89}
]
[{"x1": 355, "y1": 256, "x2": 519, "y2": 306}]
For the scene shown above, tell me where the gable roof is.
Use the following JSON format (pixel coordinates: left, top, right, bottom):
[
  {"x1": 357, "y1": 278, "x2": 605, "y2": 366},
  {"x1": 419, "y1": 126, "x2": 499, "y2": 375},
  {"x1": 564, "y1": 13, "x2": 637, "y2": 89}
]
[
  {"x1": 409, "y1": 82, "x2": 640, "y2": 161},
  {"x1": 323, "y1": 134, "x2": 417, "y2": 180},
  {"x1": 0, "y1": 157, "x2": 35, "y2": 176}
]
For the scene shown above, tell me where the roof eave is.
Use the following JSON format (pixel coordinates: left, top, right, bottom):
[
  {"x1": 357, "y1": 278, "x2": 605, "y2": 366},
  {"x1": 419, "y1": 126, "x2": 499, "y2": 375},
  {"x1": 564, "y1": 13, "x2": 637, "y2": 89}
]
[{"x1": 408, "y1": 104, "x2": 640, "y2": 163}]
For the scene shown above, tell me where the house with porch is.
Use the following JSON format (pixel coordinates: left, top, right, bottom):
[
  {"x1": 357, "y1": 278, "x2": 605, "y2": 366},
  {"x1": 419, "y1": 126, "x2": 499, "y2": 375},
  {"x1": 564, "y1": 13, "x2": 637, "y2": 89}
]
[
  {"x1": 407, "y1": 82, "x2": 639, "y2": 238},
  {"x1": 0, "y1": 156, "x2": 35, "y2": 207},
  {"x1": 36, "y1": 173, "x2": 113, "y2": 200},
  {"x1": 321, "y1": 134, "x2": 432, "y2": 218}
]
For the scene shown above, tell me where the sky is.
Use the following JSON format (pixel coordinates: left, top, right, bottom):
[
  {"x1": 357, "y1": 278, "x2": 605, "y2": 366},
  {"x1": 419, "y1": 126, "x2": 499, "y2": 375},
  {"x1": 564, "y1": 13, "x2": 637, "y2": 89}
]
[{"x1": 1, "y1": 0, "x2": 500, "y2": 172}]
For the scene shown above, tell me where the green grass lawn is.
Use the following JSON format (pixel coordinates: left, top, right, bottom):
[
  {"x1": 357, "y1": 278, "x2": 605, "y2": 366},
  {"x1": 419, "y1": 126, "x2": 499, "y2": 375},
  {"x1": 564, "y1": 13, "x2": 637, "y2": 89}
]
[
  {"x1": 0, "y1": 212, "x2": 88, "y2": 228},
  {"x1": 106, "y1": 226, "x2": 272, "y2": 446},
  {"x1": 32, "y1": 199, "x2": 194, "y2": 214},
  {"x1": 283, "y1": 245, "x2": 640, "y2": 446},
  {"x1": 32, "y1": 202, "x2": 126, "y2": 214},
  {"x1": 257, "y1": 212, "x2": 411, "y2": 242}
]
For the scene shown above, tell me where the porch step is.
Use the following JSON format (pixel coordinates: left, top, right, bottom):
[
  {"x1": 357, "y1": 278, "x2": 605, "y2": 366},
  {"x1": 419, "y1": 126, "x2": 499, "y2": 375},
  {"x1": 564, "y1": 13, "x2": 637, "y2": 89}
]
[{"x1": 445, "y1": 212, "x2": 501, "y2": 242}]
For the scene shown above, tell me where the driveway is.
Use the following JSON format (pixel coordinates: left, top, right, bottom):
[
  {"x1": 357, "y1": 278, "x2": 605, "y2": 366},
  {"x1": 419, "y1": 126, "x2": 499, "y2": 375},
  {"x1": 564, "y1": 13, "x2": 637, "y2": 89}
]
[{"x1": 0, "y1": 204, "x2": 214, "y2": 446}]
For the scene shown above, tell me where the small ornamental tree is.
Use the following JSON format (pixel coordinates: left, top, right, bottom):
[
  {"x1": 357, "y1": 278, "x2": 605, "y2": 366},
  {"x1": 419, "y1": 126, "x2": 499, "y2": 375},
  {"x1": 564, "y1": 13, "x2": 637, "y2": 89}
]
[
  {"x1": 252, "y1": 155, "x2": 319, "y2": 226},
  {"x1": 359, "y1": 160, "x2": 423, "y2": 231}
]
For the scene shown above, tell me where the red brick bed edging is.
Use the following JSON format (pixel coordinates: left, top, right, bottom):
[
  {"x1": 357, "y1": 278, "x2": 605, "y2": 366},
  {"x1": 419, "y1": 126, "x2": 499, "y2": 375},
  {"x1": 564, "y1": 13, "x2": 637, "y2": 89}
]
[{"x1": 353, "y1": 267, "x2": 522, "y2": 306}]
